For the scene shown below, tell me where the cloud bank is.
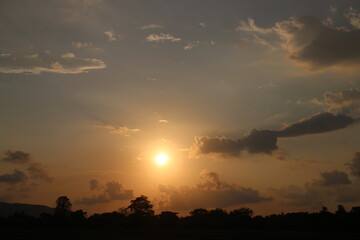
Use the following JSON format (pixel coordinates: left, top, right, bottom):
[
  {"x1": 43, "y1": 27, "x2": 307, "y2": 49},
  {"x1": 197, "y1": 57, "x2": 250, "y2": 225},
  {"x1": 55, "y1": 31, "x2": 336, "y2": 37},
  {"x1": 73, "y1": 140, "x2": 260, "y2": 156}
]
[{"x1": 157, "y1": 170, "x2": 271, "y2": 210}]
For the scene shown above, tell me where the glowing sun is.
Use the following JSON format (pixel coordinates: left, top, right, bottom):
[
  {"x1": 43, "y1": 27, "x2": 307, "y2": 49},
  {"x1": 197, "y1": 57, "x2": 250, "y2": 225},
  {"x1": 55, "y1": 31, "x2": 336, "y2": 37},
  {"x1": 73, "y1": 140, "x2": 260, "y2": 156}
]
[{"x1": 155, "y1": 153, "x2": 168, "y2": 166}]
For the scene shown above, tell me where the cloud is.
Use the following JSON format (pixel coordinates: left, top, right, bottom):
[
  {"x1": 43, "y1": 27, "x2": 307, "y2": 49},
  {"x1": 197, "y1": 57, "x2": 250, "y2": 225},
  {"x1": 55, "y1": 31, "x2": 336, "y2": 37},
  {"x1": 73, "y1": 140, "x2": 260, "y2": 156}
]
[
  {"x1": 277, "y1": 112, "x2": 356, "y2": 138},
  {"x1": 104, "y1": 30, "x2": 117, "y2": 41},
  {"x1": 140, "y1": 24, "x2": 164, "y2": 30},
  {"x1": 184, "y1": 41, "x2": 200, "y2": 50},
  {"x1": 237, "y1": 18, "x2": 273, "y2": 35},
  {"x1": 238, "y1": 14, "x2": 360, "y2": 70},
  {"x1": 273, "y1": 15, "x2": 360, "y2": 70},
  {"x1": 105, "y1": 181, "x2": 133, "y2": 200},
  {"x1": 192, "y1": 88, "x2": 359, "y2": 157},
  {"x1": 313, "y1": 170, "x2": 351, "y2": 186},
  {"x1": 159, "y1": 119, "x2": 168, "y2": 123},
  {"x1": 0, "y1": 51, "x2": 105, "y2": 74},
  {"x1": 0, "y1": 169, "x2": 28, "y2": 185},
  {"x1": 1, "y1": 150, "x2": 53, "y2": 183},
  {"x1": 146, "y1": 33, "x2": 181, "y2": 43},
  {"x1": 89, "y1": 179, "x2": 99, "y2": 190},
  {"x1": 72, "y1": 42, "x2": 92, "y2": 48},
  {"x1": 75, "y1": 180, "x2": 133, "y2": 205},
  {"x1": 157, "y1": 170, "x2": 271, "y2": 210},
  {"x1": 347, "y1": 152, "x2": 360, "y2": 177},
  {"x1": 192, "y1": 112, "x2": 356, "y2": 157},
  {"x1": 1, "y1": 150, "x2": 31, "y2": 164},
  {"x1": 312, "y1": 89, "x2": 360, "y2": 118},
  {"x1": 27, "y1": 162, "x2": 54, "y2": 183},
  {"x1": 193, "y1": 113, "x2": 355, "y2": 156},
  {"x1": 91, "y1": 124, "x2": 140, "y2": 136},
  {"x1": 345, "y1": 7, "x2": 360, "y2": 29},
  {"x1": 198, "y1": 22, "x2": 207, "y2": 28}
]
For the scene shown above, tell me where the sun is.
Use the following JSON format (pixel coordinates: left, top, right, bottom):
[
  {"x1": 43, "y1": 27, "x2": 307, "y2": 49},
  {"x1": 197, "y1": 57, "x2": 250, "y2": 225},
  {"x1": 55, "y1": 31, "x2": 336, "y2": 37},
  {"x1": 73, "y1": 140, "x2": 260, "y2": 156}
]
[{"x1": 155, "y1": 153, "x2": 168, "y2": 166}]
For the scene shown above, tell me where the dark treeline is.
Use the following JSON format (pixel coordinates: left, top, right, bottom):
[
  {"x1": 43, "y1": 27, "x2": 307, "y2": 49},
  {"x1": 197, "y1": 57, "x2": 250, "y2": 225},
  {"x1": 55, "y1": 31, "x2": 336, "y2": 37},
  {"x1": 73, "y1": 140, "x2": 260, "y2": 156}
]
[{"x1": 2, "y1": 195, "x2": 360, "y2": 232}]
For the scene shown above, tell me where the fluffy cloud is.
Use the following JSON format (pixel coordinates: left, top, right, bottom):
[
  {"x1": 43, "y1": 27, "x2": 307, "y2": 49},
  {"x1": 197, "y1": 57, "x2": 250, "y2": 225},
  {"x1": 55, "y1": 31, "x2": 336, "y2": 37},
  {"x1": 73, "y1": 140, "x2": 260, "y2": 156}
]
[
  {"x1": 0, "y1": 51, "x2": 105, "y2": 74},
  {"x1": 0, "y1": 169, "x2": 28, "y2": 185},
  {"x1": 273, "y1": 15, "x2": 360, "y2": 70},
  {"x1": 146, "y1": 33, "x2": 181, "y2": 42},
  {"x1": 313, "y1": 170, "x2": 351, "y2": 186},
  {"x1": 91, "y1": 124, "x2": 140, "y2": 136},
  {"x1": 157, "y1": 170, "x2": 271, "y2": 210},
  {"x1": 345, "y1": 7, "x2": 360, "y2": 29},
  {"x1": 1, "y1": 150, "x2": 31, "y2": 164},
  {"x1": 75, "y1": 180, "x2": 133, "y2": 205},
  {"x1": 347, "y1": 152, "x2": 360, "y2": 177},
  {"x1": 238, "y1": 13, "x2": 360, "y2": 70}
]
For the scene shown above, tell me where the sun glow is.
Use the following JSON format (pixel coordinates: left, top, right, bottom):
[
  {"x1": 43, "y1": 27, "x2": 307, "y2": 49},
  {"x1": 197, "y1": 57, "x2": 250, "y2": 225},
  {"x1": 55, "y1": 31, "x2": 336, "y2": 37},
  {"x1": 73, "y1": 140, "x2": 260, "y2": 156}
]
[{"x1": 155, "y1": 153, "x2": 168, "y2": 166}]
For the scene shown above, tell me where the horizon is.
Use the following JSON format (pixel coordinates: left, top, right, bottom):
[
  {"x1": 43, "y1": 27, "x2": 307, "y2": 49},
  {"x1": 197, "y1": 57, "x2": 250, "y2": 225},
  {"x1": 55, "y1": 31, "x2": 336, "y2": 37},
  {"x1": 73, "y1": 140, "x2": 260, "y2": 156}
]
[{"x1": 2, "y1": 0, "x2": 360, "y2": 218}]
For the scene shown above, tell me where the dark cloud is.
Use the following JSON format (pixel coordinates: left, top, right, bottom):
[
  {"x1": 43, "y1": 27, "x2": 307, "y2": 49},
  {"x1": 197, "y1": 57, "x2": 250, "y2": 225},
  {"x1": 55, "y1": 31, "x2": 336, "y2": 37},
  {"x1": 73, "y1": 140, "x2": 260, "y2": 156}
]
[
  {"x1": 105, "y1": 181, "x2": 134, "y2": 200},
  {"x1": 0, "y1": 169, "x2": 28, "y2": 185},
  {"x1": 274, "y1": 16, "x2": 360, "y2": 70},
  {"x1": 278, "y1": 112, "x2": 356, "y2": 137},
  {"x1": 89, "y1": 179, "x2": 99, "y2": 190},
  {"x1": 192, "y1": 113, "x2": 356, "y2": 157},
  {"x1": 347, "y1": 152, "x2": 360, "y2": 177},
  {"x1": 238, "y1": 14, "x2": 360, "y2": 70},
  {"x1": 1, "y1": 150, "x2": 31, "y2": 164},
  {"x1": 0, "y1": 51, "x2": 105, "y2": 74},
  {"x1": 192, "y1": 129, "x2": 278, "y2": 157},
  {"x1": 158, "y1": 170, "x2": 271, "y2": 210},
  {"x1": 313, "y1": 170, "x2": 351, "y2": 186},
  {"x1": 1, "y1": 150, "x2": 54, "y2": 183},
  {"x1": 75, "y1": 180, "x2": 134, "y2": 205},
  {"x1": 27, "y1": 163, "x2": 54, "y2": 183}
]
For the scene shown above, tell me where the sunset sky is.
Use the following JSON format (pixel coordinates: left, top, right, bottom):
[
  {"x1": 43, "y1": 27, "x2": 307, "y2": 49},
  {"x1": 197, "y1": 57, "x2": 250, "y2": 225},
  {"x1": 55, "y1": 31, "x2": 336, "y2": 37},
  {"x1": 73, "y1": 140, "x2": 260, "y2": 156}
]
[{"x1": 2, "y1": 0, "x2": 360, "y2": 216}]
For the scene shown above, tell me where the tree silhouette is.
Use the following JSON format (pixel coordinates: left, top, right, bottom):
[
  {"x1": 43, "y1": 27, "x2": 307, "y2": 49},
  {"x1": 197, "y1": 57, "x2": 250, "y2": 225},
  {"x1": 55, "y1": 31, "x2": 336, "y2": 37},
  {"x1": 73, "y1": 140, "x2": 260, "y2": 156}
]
[
  {"x1": 335, "y1": 204, "x2": 347, "y2": 216},
  {"x1": 55, "y1": 196, "x2": 72, "y2": 216},
  {"x1": 127, "y1": 195, "x2": 154, "y2": 217}
]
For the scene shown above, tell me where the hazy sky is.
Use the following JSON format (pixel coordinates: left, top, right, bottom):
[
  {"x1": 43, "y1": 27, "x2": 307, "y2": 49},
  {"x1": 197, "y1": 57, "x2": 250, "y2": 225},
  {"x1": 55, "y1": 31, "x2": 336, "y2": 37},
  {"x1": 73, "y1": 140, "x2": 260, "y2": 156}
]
[{"x1": 2, "y1": 0, "x2": 360, "y2": 216}]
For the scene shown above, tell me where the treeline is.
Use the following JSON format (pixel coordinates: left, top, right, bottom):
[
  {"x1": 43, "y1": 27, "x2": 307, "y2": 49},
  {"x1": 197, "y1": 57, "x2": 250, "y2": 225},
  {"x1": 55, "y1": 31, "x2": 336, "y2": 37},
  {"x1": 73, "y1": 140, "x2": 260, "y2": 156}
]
[{"x1": 1, "y1": 195, "x2": 360, "y2": 232}]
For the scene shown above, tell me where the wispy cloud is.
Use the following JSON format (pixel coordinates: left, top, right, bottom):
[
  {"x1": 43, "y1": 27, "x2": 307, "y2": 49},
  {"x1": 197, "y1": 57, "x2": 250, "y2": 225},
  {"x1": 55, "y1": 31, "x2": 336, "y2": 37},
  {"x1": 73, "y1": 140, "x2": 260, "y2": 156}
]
[
  {"x1": 184, "y1": 41, "x2": 200, "y2": 50},
  {"x1": 91, "y1": 124, "x2": 140, "y2": 136},
  {"x1": 0, "y1": 51, "x2": 105, "y2": 74},
  {"x1": 140, "y1": 24, "x2": 164, "y2": 30},
  {"x1": 146, "y1": 33, "x2": 181, "y2": 43}
]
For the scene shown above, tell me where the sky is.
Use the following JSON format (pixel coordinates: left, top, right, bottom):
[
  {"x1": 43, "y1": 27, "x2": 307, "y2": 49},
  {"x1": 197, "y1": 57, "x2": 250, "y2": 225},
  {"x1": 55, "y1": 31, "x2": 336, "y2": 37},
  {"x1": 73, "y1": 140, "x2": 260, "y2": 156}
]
[{"x1": 2, "y1": 0, "x2": 360, "y2": 216}]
